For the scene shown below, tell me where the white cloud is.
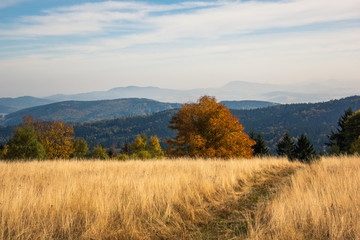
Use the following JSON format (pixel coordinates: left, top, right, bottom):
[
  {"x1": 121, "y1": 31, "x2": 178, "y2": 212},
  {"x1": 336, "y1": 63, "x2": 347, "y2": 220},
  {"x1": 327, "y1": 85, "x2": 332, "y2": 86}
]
[
  {"x1": 0, "y1": 0, "x2": 26, "y2": 9},
  {"x1": 1, "y1": 0, "x2": 360, "y2": 97},
  {"x1": 1, "y1": 0, "x2": 359, "y2": 41}
]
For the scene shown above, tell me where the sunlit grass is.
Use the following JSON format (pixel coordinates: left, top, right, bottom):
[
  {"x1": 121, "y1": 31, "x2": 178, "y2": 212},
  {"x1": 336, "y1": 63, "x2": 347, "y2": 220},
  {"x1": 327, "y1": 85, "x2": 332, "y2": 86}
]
[
  {"x1": 247, "y1": 156, "x2": 360, "y2": 240},
  {"x1": 0, "y1": 157, "x2": 299, "y2": 240}
]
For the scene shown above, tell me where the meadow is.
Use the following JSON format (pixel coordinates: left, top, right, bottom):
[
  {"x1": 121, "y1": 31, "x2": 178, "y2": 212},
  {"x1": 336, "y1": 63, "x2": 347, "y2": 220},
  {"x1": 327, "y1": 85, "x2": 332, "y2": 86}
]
[
  {"x1": 0, "y1": 156, "x2": 359, "y2": 239},
  {"x1": 248, "y1": 156, "x2": 360, "y2": 240}
]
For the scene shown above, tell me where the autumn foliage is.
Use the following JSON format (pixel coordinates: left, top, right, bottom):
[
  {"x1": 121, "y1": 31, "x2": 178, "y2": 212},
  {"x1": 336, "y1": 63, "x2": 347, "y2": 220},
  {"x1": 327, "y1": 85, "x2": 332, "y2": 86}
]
[
  {"x1": 166, "y1": 96, "x2": 255, "y2": 158},
  {"x1": 23, "y1": 116, "x2": 75, "y2": 159}
]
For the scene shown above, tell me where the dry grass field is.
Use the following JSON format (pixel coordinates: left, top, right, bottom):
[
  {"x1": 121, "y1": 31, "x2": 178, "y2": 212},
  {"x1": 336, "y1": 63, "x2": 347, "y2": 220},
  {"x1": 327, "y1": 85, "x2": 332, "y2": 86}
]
[
  {"x1": 1, "y1": 156, "x2": 359, "y2": 240},
  {"x1": 247, "y1": 155, "x2": 360, "y2": 240},
  {"x1": 0, "y1": 157, "x2": 300, "y2": 240}
]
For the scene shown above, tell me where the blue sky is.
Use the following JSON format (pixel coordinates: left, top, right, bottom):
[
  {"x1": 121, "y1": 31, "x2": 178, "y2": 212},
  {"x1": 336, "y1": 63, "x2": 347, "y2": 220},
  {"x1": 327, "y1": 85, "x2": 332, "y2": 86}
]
[{"x1": 0, "y1": 0, "x2": 360, "y2": 97}]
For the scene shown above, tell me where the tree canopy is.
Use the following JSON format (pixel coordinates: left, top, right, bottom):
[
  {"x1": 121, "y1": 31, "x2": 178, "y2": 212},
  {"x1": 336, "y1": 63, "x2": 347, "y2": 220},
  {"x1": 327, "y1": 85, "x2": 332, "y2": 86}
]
[
  {"x1": 5, "y1": 125, "x2": 45, "y2": 160},
  {"x1": 166, "y1": 96, "x2": 255, "y2": 158}
]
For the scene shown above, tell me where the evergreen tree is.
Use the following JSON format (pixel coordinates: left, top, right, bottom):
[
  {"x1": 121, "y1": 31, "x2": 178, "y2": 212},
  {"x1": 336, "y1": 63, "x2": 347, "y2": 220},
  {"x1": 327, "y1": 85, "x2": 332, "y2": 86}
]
[
  {"x1": 327, "y1": 108, "x2": 353, "y2": 154},
  {"x1": 343, "y1": 110, "x2": 360, "y2": 153},
  {"x1": 122, "y1": 143, "x2": 131, "y2": 155},
  {"x1": 276, "y1": 132, "x2": 295, "y2": 159},
  {"x1": 251, "y1": 132, "x2": 270, "y2": 157},
  {"x1": 107, "y1": 148, "x2": 115, "y2": 158},
  {"x1": 5, "y1": 125, "x2": 45, "y2": 160},
  {"x1": 293, "y1": 134, "x2": 317, "y2": 163}
]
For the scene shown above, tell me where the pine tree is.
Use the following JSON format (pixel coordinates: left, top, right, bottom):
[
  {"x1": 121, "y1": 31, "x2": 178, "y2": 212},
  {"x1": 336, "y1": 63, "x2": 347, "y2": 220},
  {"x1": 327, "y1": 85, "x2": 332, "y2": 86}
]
[
  {"x1": 327, "y1": 108, "x2": 353, "y2": 154},
  {"x1": 276, "y1": 132, "x2": 295, "y2": 159},
  {"x1": 251, "y1": 132, "x2": 270, "y2": 157},
  {"x1": 293, "y1": 134, "x2": 317, "y2": 163},
  {"x1": 343, "y1": 110, "x2": 360, "y2": 153}
]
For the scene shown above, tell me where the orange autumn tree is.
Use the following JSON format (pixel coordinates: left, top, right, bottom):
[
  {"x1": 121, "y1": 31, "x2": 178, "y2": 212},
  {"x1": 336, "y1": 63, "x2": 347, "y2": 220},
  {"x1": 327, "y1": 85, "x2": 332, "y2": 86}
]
[
  {"x1": 166, "y1": 96, "x2": 255, "y2": 158},
  {"x1": 23, "y1": 116, "x2": 75, "y2": 159}
]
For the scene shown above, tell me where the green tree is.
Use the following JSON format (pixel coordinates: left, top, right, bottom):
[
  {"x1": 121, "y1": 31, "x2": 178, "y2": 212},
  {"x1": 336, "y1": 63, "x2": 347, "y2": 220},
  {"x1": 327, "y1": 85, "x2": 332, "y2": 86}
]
[
  {"x1": 343, "y1": 110, "x2": 360, "y2": 153},
  {"x1": 350, "y1": 136, "x2": 360, "y2": 154},
  {"x1": 250, "y1": 132, "x2": 270, "y2": 157},
  {"x1": 292, "y1": 134, "x2": 317, "y2": 163},
  {"x1": 23, "y1": 116, "x2": 75, "y2": 159},
  {"x1": 91, "y1": 145, "x2": 109, "y2": 160},
  {"x1": 71, "y1": 137, "x2": 89, "y2": 159},
  {"x1": 166, "y1": 96, "x2": 255, "y2": 158},
  {"x1": 107, "y1": 148, "x2": 115, "y2": 158},
  {"x1": 327, "y1": 108, "x2": 353, "y2": 154},
  {"x1": 5, "y1": 125, "x2": 45, "y2": 160},
  {"x1": 0, "y1": 143, "x2": 6, "y2": 159},
  {"x1": 276, "y1": 132, "x2": 295, "y2": 159}
]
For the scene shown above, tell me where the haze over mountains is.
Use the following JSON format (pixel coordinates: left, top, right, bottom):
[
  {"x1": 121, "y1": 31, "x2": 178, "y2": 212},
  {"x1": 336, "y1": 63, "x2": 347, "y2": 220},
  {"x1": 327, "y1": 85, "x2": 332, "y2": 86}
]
[
  {"x1": 1, "y1": 80, "x2": 358, "y2": 115},
  {"x1": 45, "y1": 80, "x2": 359, "y2": 104}
]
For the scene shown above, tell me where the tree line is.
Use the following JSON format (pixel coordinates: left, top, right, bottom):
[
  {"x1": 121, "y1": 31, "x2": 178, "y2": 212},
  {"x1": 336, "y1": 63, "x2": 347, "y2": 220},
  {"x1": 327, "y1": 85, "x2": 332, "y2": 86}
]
[{"x1": 0, "y1": 96, "x2": 359, "y2": 163}]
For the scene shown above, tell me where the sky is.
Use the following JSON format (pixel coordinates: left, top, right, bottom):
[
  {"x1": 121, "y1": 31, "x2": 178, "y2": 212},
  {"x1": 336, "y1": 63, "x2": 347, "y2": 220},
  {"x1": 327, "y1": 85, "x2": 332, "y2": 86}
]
[{"x1": 0, "y1": 0, "x2": 360, "y2": 98}]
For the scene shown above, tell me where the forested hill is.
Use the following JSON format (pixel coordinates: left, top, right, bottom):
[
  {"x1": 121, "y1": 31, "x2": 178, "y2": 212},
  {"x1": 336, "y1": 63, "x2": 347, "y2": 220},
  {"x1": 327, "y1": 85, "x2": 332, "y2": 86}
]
[
  {"x1": 1, "y1": 96, "x2": 360, "y2": 153},
  {"x1": 0, "y1": 98, "x2": 181, "y2": 126},
  {"x1": 232, "y1": 95, "x2": 360, "y2": 151},
  {"x1": 0, "y1": 98, "x2": 276, "y2": 126},
  {"x1": 0, "y1": 96, "x2": 54, "y2": 114},
  {"x1": 74, "y1": 96, "x2": 360, "y2": 152},
  {"x1": 221, "y1": 100, "x2": 278, "y2": 110}
]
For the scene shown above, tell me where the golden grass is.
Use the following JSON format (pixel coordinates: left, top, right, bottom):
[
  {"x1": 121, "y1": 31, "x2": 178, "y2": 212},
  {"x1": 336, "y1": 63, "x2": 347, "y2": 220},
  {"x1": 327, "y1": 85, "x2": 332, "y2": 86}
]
[
  {"x1": 0, "y1": 157, "x2": 299, "y2": 240},
  {"x1": 247, "y1": 156, "x2": 360, "y2": 240}
]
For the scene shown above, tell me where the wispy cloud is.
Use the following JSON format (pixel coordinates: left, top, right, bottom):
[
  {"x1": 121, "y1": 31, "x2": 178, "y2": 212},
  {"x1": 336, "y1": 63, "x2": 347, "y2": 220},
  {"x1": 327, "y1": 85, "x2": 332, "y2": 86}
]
[
  {"x1": 1, "y1": 0, "x2": 359, "y2": 97},
  {"x1": 0, "y1": 0, "x2": 27, "y2": 9},
  {"x1": 1, "y1": 0, "x2": 359, "y2": 42}
]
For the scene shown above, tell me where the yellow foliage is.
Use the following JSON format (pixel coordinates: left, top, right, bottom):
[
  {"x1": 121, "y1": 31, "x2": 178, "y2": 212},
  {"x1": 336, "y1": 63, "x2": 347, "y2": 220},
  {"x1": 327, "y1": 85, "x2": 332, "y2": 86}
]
[{"x1": 23, "y1": 115, "x2": 75, "y2": 159}]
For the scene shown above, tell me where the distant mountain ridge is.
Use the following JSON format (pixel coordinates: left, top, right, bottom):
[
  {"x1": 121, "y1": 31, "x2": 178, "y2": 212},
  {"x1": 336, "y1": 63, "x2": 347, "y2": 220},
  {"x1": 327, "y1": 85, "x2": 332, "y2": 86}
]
[
  {"x1": 0, "y1": 96, "x2": 54, "y2": 114},
  {"x1": 0, "y1": 98, "x2": 277, "y2": 126},
  {"x1": 1, "y1": 80, "x2": 358, "y2": 114},
  {"x1": 45, "y1": 80, "x2": 360, "y2": 104},
  {"x1": 0, "y1": 98, "x2": 182, "y2": 126}
]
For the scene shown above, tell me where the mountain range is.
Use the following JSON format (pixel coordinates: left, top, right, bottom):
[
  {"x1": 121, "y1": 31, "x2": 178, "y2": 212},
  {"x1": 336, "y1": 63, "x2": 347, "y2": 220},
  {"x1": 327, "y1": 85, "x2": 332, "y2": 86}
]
[
  {"x1": 1, "y1": 80, "x2": 359, "y2": 115},
  {"x1": 46, "y1": 80, "x2": 360, "y2": 104},
  {"x1": 0, "y1": 98, "x2": 277, "y2": 126}
]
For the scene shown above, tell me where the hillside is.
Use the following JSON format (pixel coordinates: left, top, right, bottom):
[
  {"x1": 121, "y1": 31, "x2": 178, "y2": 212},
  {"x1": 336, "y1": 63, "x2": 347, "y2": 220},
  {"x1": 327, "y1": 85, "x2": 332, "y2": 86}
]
[
  {"x1": 0, "y1": 99, "x2": 276, "y2": 126},
  {"x1": 221, "y1": 100, "x2": 278, "y2": 110},
  {"x1": 0, "y1": 96, "x2": 54, "y2": 114},
  {"x1": 0, "y1": 98, "x2": 181, "y2": 126},
  {"x1": 1, "y1": 96, "x2": 360, "y2": 152},
  {"x1": 72, "y1": 96, "x2": 360, "y2": 152}
]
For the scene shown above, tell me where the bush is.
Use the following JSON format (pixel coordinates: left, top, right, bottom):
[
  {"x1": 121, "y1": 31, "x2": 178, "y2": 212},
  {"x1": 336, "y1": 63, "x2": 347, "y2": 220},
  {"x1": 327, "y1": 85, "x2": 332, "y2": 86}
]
[
  {"x1": 5, "y1": 125, "x2": 46, "y2": 160},
  {"x1": 91, "y1": 145, "x2": 109, "y2": 160}
]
